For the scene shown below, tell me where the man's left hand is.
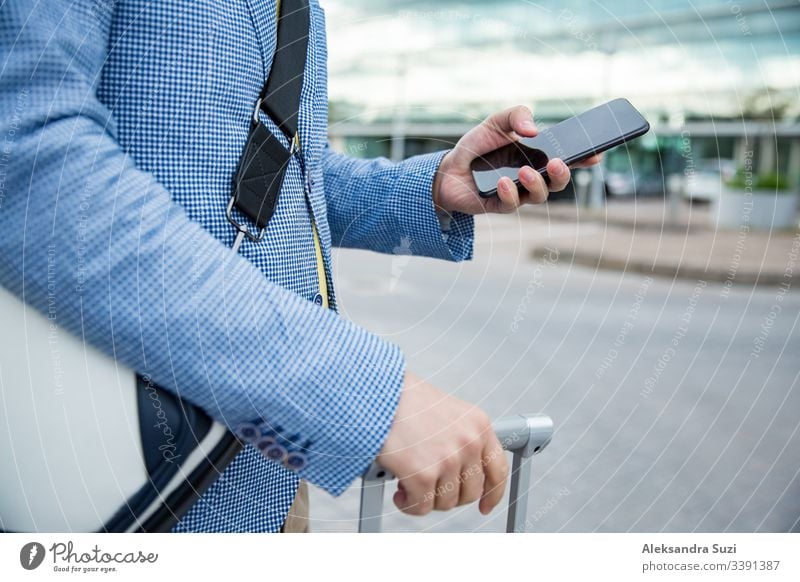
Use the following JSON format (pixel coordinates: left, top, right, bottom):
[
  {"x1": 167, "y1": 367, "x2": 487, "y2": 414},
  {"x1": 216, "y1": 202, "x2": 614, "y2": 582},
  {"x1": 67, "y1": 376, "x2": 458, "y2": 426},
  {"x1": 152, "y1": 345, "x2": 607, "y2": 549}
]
[{"x1": 432, "y1": 105, "x2": 601, "y2": 215}]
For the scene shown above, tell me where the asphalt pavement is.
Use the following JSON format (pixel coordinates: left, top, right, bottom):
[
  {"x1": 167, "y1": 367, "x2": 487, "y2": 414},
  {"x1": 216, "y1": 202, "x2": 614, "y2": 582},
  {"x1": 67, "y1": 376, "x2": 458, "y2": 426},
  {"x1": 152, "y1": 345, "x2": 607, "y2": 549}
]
[{"x1": 308, "y1": 203, "x2": 800, "y2": 532}]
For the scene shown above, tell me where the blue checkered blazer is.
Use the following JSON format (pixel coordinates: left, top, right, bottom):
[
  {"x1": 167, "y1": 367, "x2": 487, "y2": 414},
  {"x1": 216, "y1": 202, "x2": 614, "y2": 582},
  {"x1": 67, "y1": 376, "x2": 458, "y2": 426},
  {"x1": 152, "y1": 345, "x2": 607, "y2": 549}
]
[{"x1": 0, "y1": 0, "x2": 474, "y2": 531}]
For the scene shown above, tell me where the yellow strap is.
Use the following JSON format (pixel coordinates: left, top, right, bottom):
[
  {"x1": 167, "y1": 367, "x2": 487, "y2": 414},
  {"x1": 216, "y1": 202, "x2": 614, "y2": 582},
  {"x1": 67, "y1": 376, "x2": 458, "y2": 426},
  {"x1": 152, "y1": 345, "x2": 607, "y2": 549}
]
[
  {"x1": 297, "y1": 136, "x2": 328, "y2": 308},
  {"x1": 311, "y1": 222, "x2": 329, "y2": 309},
  {"x1": 275, "y1": 0, "x2": 328, "y2": 309}
]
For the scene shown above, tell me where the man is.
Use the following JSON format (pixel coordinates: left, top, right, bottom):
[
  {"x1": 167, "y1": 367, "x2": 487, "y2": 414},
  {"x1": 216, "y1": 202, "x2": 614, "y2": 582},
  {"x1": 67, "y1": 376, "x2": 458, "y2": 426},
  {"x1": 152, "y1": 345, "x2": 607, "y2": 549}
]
[{"x1": 0, "y1": 0, "x2": 597, "y2": 532}]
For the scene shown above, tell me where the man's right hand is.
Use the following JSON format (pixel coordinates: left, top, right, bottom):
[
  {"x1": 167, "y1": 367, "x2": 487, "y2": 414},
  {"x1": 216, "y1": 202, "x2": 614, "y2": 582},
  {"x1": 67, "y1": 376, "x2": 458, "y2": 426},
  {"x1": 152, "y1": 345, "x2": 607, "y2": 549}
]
[{"x1": 376, "y1": 372, "x2": 509, "y2": 516}]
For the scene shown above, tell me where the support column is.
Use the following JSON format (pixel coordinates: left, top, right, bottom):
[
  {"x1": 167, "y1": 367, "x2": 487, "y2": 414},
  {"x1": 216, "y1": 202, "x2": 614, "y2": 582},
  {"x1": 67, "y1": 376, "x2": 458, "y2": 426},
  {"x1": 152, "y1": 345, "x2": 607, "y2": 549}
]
[
  {"x1": 758, "y1": 135, "x2": 776, "y2": 175},
  {"x1": 787, "y1": 138, "x2": 800, "y2": 188}
]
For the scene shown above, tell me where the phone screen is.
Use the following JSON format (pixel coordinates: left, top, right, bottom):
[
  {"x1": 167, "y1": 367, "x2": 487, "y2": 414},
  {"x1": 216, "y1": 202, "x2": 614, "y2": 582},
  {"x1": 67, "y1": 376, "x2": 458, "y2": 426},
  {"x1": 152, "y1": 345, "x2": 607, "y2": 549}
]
[{"x1": 471, "y1": 98, "x2": 650, "y2": 197}]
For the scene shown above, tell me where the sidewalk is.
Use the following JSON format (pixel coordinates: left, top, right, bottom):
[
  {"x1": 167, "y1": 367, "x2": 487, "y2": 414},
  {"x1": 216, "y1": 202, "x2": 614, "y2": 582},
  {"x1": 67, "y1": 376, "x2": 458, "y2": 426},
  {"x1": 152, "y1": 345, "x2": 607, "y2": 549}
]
[{"x1": 524, "y1": 200, "x2": 799, "y2": 286}]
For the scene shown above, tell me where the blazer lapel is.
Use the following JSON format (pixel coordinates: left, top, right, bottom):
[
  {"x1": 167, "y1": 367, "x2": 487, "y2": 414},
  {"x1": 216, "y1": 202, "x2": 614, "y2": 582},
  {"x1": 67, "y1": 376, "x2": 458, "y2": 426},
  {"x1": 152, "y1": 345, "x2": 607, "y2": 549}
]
[{"x1": 244, "y1": 0, "x2": 279, "y2": 83}]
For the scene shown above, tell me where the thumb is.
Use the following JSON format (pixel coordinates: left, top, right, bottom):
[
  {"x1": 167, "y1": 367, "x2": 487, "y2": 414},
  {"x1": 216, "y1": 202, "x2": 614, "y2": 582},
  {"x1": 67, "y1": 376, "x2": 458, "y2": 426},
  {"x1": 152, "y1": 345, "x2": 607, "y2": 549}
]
[
  {"x1": 484, "y1": 104, "x2": 537, "y2": 138},
  {"x1": 393, "y1": 482, "x2": 408, "y2": 507},
  {"x1": 451, "y1": 105, "x2": 537, "y2": 166}
]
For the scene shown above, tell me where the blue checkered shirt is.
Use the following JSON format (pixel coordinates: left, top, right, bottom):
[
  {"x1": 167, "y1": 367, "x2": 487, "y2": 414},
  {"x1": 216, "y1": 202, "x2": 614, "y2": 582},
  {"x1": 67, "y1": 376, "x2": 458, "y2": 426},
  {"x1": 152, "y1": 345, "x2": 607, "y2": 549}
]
[{"x1": 0, "y1": 0, "x2": 474, "y2": 531}]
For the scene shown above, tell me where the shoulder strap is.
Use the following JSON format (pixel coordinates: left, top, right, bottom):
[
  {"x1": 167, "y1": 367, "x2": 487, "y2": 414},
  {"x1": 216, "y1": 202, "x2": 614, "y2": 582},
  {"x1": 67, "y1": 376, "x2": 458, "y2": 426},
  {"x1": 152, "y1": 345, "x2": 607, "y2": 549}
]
[
  {"x1": 228, "y1": 0, "x2": 310, "y2": 238},
  {"x1": 259, "y1": 0, "x2": 310, "y2": 140}
]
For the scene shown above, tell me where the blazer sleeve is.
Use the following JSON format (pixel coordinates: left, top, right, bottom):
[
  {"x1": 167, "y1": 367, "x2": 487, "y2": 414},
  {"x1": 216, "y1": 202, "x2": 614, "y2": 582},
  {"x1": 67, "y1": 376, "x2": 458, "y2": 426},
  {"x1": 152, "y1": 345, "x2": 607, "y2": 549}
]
[
  {"x1": 322, "y1": 145, "x2": 475, "y2": 261},
  {"x1": 0, "y1": 0, "x2": 404, "y2": 495}
]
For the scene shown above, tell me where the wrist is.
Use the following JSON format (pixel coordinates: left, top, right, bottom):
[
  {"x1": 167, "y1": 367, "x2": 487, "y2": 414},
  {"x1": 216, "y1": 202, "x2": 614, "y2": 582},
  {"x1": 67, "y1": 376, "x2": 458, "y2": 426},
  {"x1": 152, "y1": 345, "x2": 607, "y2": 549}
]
[{"x1": 431, "y1": 150, "x2": 454, "y2": 213}]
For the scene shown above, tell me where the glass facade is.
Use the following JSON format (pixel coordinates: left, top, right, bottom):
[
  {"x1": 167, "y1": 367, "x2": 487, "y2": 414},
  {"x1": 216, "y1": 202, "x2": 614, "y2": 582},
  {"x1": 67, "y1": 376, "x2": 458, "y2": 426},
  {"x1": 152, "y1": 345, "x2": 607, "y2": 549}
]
[
  {"x1": 324, "y1": 0, "x2": 800, "y2": 190},
  {"x1": 325, "y1": 0, "x2": 799, "y2": 120}
]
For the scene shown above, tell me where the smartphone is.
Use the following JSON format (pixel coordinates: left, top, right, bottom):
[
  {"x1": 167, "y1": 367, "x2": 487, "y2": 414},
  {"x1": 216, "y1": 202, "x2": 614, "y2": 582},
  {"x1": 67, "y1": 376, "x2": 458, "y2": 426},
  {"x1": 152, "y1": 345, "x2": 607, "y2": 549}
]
[{"x1": 470, "y1": 98, "x2": 650, "y2": 197}]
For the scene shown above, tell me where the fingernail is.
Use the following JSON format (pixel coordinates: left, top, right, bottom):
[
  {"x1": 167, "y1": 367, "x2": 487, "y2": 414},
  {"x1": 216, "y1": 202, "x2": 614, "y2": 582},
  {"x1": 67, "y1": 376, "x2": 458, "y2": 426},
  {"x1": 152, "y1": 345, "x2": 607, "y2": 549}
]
[
  {"x1": 551, "y1": 161, "x2": 565, "y2": 177},
  {"x1": 523, "y1": 120, "x2": 536, "y2": 132}
]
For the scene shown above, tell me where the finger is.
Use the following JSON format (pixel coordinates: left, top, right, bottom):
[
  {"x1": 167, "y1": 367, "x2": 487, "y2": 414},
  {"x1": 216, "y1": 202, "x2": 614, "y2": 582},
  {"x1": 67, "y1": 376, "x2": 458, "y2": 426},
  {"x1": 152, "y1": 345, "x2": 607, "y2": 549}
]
[
  {"x1": 479, "y1": 436, "x2": 509, "y2": 515},
  {"x1": 394, "y1": 472, "x2": 436, "y2": 516},
  {"x1": 496, "y1": 177, "x2": 521, "y2": 213},
  {"x1": 572, "y1": 154, "x2": 602, "y2": 168},
  {"x1": 518, "y1": 166, "x2": 549, "y2": 204},
  {"x1": 457, "y1": 461, "x2": 485, "y2": 507},
  {"x1": 433, "y1": 472, "x2": 461, "y2": 511},
  {"x1": 545, "y1": 158, "x2": 571, "y2": 192},
  {"x1": 431, "y1": 452, "x2": 462, "y2": 510}
]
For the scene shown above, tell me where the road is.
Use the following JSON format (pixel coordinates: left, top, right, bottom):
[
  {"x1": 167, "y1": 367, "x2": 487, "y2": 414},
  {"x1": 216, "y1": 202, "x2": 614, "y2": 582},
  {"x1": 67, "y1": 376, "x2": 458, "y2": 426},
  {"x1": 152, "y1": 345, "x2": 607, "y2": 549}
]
[{"x1": 308, "y1": 212, "x2": 800, "y2": 532}]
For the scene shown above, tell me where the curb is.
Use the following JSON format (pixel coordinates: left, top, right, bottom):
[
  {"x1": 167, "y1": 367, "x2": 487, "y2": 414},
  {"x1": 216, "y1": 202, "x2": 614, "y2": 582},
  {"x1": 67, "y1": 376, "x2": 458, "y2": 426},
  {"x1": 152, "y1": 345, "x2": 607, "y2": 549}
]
[{"x1": 531, "y1": 246, "x2": 787, "y2": 286}]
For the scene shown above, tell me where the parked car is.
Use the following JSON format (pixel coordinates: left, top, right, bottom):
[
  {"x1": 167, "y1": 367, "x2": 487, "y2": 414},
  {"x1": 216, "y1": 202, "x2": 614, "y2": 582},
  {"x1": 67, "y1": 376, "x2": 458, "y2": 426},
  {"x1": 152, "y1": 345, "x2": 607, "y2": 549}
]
[
  {"x1": 604, "y1": 167, "x2": 666, "y2": 198},
  {"x1": 602, "y1": 150, "x2": 667, "y2": 198},
  {"x1": 683, "y1": 159, "x2": 737, "y2": 202}
]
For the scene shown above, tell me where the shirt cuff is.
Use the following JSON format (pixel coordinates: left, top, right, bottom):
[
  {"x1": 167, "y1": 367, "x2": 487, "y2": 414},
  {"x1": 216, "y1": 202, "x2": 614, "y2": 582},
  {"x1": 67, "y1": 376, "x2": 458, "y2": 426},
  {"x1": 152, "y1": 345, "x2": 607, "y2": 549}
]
[{"x1": 391, "y1": 151, "x2": 475, "y2": 262}]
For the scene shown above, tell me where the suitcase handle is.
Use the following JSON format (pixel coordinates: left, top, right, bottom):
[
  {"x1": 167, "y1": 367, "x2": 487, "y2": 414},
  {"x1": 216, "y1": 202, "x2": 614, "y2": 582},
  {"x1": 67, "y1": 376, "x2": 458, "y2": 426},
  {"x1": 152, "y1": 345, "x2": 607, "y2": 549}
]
[{"x1": 358, "y1": 413, "x2": 554, "y2": 533}]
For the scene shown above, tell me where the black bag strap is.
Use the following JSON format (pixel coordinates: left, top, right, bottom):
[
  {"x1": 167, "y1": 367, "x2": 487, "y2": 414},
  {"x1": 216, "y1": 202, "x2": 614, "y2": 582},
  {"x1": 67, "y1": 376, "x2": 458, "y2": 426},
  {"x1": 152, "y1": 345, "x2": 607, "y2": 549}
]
[
  {"x1": 227, "y1": 0, "x2": 310, "y2": 244},
  {"x1": 259, "y1": 0, "x2": 310, "y2": 140}
]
